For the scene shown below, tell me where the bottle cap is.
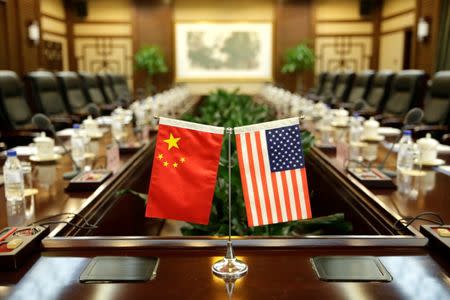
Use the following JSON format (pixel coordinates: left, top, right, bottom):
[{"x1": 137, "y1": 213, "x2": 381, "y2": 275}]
[
  {"x1": 73, "y1": 124, "x2": 80, "y2": 129},
  {"x1": 6, "y1": 150, "x2": 17, "y2": 157},
  {"x1": 403, "y1": 130, "x2": 412, "y2": 135}
]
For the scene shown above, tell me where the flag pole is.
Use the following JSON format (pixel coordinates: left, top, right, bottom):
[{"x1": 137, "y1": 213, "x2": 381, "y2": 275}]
[{"x1": 212, "y1": 127, "x2": 248, "y2": 279}]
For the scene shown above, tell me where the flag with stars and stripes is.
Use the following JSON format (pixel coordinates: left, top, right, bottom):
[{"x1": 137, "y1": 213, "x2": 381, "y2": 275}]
[
  {"x1": 234, "y1": 117, "x2": 312, "y2": 227},
  {"x1": 146, "y1": 117, "x2": 224, "y2": 225}
]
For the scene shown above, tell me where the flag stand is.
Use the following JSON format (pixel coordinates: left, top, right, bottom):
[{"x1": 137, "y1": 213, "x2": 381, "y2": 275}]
[{"x1": 212, "y1": 128, "x2": 248, "y2": 279}]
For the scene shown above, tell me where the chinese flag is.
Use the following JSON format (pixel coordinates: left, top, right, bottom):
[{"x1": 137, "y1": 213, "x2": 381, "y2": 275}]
[{"x1": 146, "y1": 117, "x2": 224, "y2": 224}]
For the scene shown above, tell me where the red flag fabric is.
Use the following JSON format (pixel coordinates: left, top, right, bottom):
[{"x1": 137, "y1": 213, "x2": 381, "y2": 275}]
[
  {"x1": 234, "y1": 117, "x2": 312, "y2": 227},
  {"x1": 146, "y1": 117, "x2": 224, "y2": 224}
]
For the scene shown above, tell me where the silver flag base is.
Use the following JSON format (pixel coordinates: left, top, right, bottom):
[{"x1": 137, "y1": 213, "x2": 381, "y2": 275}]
[{"x1": 212, "y1": 241, "x2": 248, "y2": 279}]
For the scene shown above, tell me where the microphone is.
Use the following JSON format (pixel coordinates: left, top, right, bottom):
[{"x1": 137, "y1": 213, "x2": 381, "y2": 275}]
[
  {"x1": 32, "y1": 113, "x2": 81, "y2": 179},
  {"x1": 403, "y1": 107, "x2": 424, "y2": 128},
  {"x1": 32, "y1": 113, "x2": 55, "y2": 132},
  {"x1": 86, "y1": 103, "x2": 100, "y2": 118},
  {"x1": 377, "y1": 108, "x2": 424, "y2": 176}
]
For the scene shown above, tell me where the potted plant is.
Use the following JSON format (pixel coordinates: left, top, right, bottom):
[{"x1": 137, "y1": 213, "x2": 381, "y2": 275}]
[
  {"x1": 134, "y1": 45, "x2": 168, "y2": 94},
  {"x1": 281, "y1": 42, "x2": 315, "y2": 94}
]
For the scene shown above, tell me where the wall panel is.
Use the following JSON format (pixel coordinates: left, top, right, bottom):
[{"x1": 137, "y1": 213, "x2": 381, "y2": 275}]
[
  {"x1": 275, "y1": 0, "x2": 313, "y2": 92},
  {"x1": 0, "y1": 2, "x2": 8, "y2": 69},
  {"x1": 379, "y1": 31, "x2": 405, "y2": 71}
]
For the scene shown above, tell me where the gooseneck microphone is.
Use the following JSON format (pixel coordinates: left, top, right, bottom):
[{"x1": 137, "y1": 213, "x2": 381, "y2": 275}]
[
  {"x1": 32, "y1": 113, "x2": 81, "y2": 179},
  {"x1": 377, "y1": 108, "x2": 424, "y2": 176}
]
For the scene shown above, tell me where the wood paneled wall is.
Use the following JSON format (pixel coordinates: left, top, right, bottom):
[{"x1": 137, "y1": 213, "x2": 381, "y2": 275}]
[
  {"x1": 414, "y1": 0, "x2": 441, "y2": 73},
  {"x1": 133, "y1": 0, "x2": 174, "y2": 93},
  {"x1": 0, "y1": 0, "x2": 444, "y2": 91},
  {"x1": 275, "y1": 0, "x2": 314, "y2": 91},
  {"x1": 1, "y1": 0, "x2": 41, "y2": 75},
  {"x1": 0, "y1": 1, "x2": 8, "y2": 70}
]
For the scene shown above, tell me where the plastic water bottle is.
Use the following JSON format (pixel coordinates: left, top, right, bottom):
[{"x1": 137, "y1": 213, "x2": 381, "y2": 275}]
[
  {"x1": 3, "y1": 150, "x2": 24, "y2": 202},
  {"x1": 396, "y1": 130, "x2": 419, "y2": 172},
  {"x1": 71, "y1": 124, "x2": 85, "y2": 169},
  {"x1": 349, "y1": 113, "x2": 363, "y2": 143}
]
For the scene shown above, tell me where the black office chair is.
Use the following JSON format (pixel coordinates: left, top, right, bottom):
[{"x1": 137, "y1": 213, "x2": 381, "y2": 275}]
[
  {"x1": 97, "y1": 73, "x2": 117, "y2": 104},
  {"x1": 422, "y1": 71, "x2": 450, "y2": 125},
  {"x1": 342, "y1": 70, "x2": 375, "y2": 109},
  {"x1": 56, "y1": 71, "x2": 91, "y2": 116},
  {"x1": 110, "y1": 74, "x2": 131, "y2": 106},
  {"x1": 0, "y1": 71, "x2": 38, "y2": 147},
  {"x1": 317, "y1": 72, "x2": 339, "y2": 104},
  {"x1": 330, "y1": 72, "x2": 355, "y2": 106},
  {"x1": 413, "y1": 71, "x2": 450, "y2": 139},
  {"x1": 362, "y1": 71, "x2": 394, "y2": 114},
  {"x1": 306, "y1": 72, "x2": 327, "y2": 99},
  {"x1": 381, "y1": 70, "x2": 426, "y2": 117},
  {"x1": 79, "y1": 72, "x2": 116, "y2": 114},
  {"x1": 0, "y1": 71, "x2": 34, "y2": 130},
  {"x1": 27, "y1": 71, "x2": 75, "y2": 126}
]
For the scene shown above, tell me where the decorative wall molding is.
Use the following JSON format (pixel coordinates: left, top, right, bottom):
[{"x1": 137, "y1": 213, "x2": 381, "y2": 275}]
[{"x1": 315, "y1": 36, "x2": 372, "y2": 74}]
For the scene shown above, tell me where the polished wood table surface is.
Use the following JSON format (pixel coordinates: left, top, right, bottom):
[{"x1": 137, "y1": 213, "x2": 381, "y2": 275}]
[
  {"x1": 0, "y1": 245, "x2": 449, "y2": 300},
  {"x1": 304, "y1": 122, "x2": 450, "y2": 231},
  {"x1": 0, "y1": 97, "x2": 201, "y2": 236},
  {"x1": 0, "y1": 128, "x2": 151, "y2": 233}
]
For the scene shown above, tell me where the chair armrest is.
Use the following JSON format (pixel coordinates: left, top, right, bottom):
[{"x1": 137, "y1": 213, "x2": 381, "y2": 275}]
[
  {"x1": 413, "y1": 125, "x2": 449, "y2": 139},
  {"x1": 0, "y1": 130, "x2": 40, "y2": 148},
  {"x1": 380, "y1": 116, "x2": 403, "y2": 128}
]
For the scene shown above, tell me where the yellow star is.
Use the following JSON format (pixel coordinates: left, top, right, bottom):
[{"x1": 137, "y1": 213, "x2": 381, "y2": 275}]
[
  {"x1": 173, "y1": 162, "x2": 178, "y2": 168},
  {"x1": 158, "y1": 153, "x2": 164, "y2": 160},
  {"x1": 163, "y1": 133, "x2": 180, "y2": 150},
  {"x1": 163, "y1": 161, "x2": 169, "y2": 167},
  {"x1": 180, "y1": 157, "x2": 186, "y2": 163}
]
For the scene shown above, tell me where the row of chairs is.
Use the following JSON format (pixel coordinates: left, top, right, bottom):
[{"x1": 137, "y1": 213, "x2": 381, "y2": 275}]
[
  {"x1": 0, "y1": 70, "x2": 131, "y2": 148},
  {"x1": 307, "y1": 70, "x2": 450, "y2": 127},
  {"x1": 0, "y1": 70, "x2": 131, "y2": 132}
]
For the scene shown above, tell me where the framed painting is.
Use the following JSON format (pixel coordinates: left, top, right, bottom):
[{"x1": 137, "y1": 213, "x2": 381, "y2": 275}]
[{"x1": 175, "y1": 22, "x2": 273, "y2": 82}]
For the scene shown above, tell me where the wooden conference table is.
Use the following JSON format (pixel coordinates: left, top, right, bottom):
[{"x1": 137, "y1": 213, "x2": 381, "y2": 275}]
[{"x1": 0, "y1": 96, "x2": 449, "y2": 299}]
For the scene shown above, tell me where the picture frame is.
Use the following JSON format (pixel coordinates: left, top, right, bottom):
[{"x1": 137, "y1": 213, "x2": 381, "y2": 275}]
[{"x1": 175, "y1": 22, "x2": 273, "y2": 82}]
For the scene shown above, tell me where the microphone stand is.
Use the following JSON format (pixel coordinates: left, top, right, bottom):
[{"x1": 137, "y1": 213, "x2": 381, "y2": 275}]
[{"x1": 48, "y1": 124, "x2": 81, "y2": 180}]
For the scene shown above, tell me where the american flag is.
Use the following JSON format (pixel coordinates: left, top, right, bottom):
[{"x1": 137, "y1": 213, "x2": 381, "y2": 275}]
[{"x1": 234, "y1": 117, "x2": 312, "y2": 227}]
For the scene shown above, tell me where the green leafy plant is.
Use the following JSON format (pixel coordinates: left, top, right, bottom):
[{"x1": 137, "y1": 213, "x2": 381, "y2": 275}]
[
  {"x1": 118, "y1": 89, "x2": 352, "y2": 236},
  {"x1": 281, "y1": 42, "x2": 316, "y2": 93},
  {"x1": 134, "y1": 45, "x2": 168, "y2": 94},
  {"x1": 180, "y1": 89, "x2": 351, "y2": 236}
]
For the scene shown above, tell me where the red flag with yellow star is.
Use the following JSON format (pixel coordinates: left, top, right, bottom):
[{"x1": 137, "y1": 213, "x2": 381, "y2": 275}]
[{"x1": 145, "y1": 117, "x2": 224, "y2": 224}]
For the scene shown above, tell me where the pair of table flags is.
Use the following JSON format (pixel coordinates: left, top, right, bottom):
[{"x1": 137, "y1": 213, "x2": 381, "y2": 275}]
[{"x1": 145, "y1": 117, "x2": 312, "y2": 227}]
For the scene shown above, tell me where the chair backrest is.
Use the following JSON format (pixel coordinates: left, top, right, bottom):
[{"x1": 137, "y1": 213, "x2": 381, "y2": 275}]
[
  {"x1": 347, "y1": 70, "x2": 375, "y2": 104},
  {"x1": 423, "y1": 71, "x2": 450, "y2": 125},
  {"x1": 383, "y1": 70, "x2": 426, "y2": 117},
  {"x1": 332, "y1": 72, "x2": 355, "y2": 104},
  {"x1": 365, "y1": 71, "x2": 394, "y2": 112},
  {"x1": 27, "y1": 71, "x2": 69, "y2": 117},
  {"x1": 110, "y1": 74, "x2": 131, "y2": 103},
  {"x1": 309, "y1": 72, "x2": 328, "y2": 96},
  {"x1": 56, "y1": 71, "x2": 90, "y2": 114},
  {"x1": 320, "y1": 72, "x2": 339, "y2": 99},
  {"x1": 97, "y1": 73, "x2": 116, "y2": 104},
  {"x1": 78, "y1": 72, "x2": 107, "y2": 106},
  {"x1": 0, "y1": 70, "x2": 33, "y2": 130}
]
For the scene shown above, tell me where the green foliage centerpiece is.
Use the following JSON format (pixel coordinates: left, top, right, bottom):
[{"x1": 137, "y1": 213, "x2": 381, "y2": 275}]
[{"x1": 181, "y1": 89, "x2": 350, "y2": 236}]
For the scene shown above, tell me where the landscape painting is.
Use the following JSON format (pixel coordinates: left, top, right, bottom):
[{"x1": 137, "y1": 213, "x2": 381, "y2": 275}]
[{"x1": 175, "y1": 23, "x2": 273, "y2": 81}]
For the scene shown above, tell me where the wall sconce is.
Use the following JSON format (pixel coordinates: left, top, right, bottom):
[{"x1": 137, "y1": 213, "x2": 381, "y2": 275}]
[
  {"x1": 28, "y1": 21, "x2": 40, "y2": 46},
  {"x1": 417, "y1": 17, "x2": 430, "y2": 43}
]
